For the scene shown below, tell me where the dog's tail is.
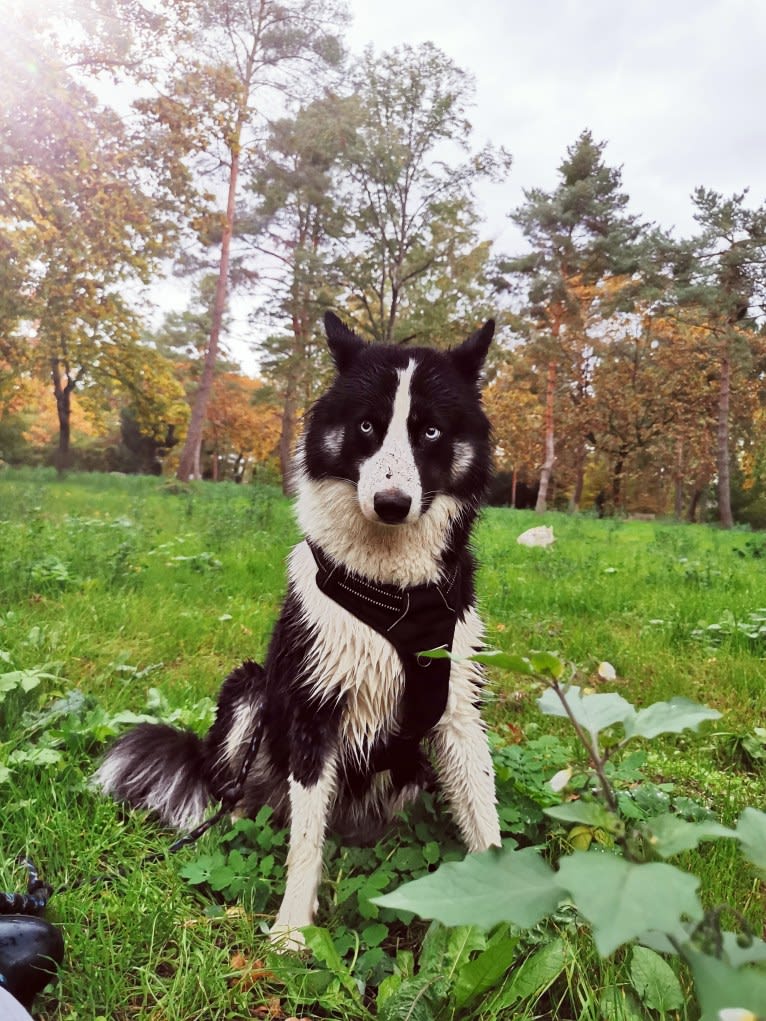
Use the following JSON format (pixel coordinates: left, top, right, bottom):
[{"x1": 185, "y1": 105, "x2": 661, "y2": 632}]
[
  {"x1": 94, "y1": 660, "x2": 266, "y2": 831},
  {"x1": 94, "y1": 722, "x2": 212, "y2": 830}
]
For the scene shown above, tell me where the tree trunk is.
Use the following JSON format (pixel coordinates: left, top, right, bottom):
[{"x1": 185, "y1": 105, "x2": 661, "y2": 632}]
[
  {"x1": 510, "y1": 468, "x2": 517, "y2": 509},
  {"x1": 51, "y1": 359, "x2": 72, "y2": 475},
  {"x1": 569, "y1": 444, "x2": 586, "y2": 512},
  {"x1": 177, "y1": 135, "x2": 241, "y2": 481},
  {"x1": 716, "y1": 343, "x2": 734, "y2": 529},
  {"x1": 673, "y1": 437, "x2": 684, "y2": 520},
  {"x1": 612, "y1": 457, "x2": 625, "y2": 511},
  {"x1": 687, "y1": 489, "x2": 700, "y2": 523},
  {"x1": 279, "y1": 377, "x2": 300, "y2": 496},
  {"x1": 535, "y1": 360, "x2": 557, "y2": 513}
]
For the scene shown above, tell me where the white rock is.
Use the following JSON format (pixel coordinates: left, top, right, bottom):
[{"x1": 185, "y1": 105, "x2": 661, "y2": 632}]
[
  {"x1": 597, "y1": 661, "x2": 617, "y2": 682},
  {"x1": 517, "y1": 525, "x2": 555, "y2": 548}
]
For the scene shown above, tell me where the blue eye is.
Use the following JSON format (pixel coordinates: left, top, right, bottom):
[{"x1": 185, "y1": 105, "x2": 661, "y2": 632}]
[
  {"x1": 359, "y1": 420, "x2": 374, "y2": 435},
  {"x1": 424, "y1": 426, "x2": 441, "y2": 441}
]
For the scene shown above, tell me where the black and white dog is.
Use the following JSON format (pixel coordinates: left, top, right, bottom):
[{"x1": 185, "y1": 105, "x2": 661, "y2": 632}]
[{"x1": 96, "y1": 311, "x2": 502, "y2": 949}]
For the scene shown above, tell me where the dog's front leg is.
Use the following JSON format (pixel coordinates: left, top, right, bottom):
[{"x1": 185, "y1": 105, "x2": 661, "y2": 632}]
[
  {"x1": 432, "y1": 664, "x2": 501, "y2": 853},
  {"x1": 271, "y1": 755, "x2": 337, "y2": 951}
]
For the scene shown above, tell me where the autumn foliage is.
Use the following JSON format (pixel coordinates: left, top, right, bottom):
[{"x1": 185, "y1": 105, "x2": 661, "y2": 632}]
[{"x1": 1, "y1": 11, "x2": 765, "y2": 525}]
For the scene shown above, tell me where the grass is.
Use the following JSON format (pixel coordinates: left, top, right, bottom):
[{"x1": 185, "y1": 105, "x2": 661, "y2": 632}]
[{"x1": 1, "y1": 467, "x2": 765, "y2": 1020}]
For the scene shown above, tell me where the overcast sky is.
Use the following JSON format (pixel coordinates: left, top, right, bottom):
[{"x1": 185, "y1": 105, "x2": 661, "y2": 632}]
[
  {"x1": 346, "y1": 0, "x2": 765, "y2": 244},
  {"x1": 215, "y1": 0, "x2": 766, "y2": 371}
]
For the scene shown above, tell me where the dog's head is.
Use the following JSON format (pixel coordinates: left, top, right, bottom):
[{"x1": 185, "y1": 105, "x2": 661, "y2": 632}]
[{"x1": 299, "y1": 312, "x2": 494, "y2": 530}]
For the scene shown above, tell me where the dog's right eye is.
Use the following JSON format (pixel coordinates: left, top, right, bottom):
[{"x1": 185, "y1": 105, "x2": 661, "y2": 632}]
[{"x1": 359, "y1": 420, "x2": 374, "y2": 435}]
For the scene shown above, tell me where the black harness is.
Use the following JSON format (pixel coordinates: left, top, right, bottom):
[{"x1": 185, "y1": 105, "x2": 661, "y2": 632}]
[{"x1": 308, "y1": 541, "x2": 461, "y2": 786}]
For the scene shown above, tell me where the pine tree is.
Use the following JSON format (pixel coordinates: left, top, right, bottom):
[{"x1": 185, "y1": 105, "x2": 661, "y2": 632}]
[{"x1": 496, "y1": 130, "x2": 644, "y2": 511}]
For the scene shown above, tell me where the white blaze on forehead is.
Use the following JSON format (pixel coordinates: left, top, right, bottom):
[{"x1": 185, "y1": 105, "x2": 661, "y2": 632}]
[
  {"x1": 357, "y1": 359, "x2": 422, "y2": 523},
  {"x1": 388, "y1": 359, "x2": 416, "y2": 444}
]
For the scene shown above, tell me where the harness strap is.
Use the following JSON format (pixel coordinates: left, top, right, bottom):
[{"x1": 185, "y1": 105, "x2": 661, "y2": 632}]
[{"x1": 307, "y1": 541, "x2": 460, "y2": 785}]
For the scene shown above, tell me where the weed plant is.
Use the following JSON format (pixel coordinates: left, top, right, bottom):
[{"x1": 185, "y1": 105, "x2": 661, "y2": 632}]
[{"x1": 0, "y1": 468, "x2": 765, "y2": 1019}]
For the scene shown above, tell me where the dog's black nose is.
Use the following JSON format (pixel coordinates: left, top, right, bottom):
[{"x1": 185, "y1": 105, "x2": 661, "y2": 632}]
[{"x1": 373, "y1": 489, "x2": 412, "y2": 524}]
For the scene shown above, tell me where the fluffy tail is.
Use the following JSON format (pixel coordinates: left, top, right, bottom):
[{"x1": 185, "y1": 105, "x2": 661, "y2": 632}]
[
  {"x1": 94, "y1": 660, "x2": 267, "y2": 831},
  {"x1": 94, "y1": 722, "x2": 212, "y2": 831}
]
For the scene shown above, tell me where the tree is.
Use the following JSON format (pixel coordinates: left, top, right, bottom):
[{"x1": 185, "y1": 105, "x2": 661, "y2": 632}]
[
  {"x1": 659, "y1": 189, "x2": 766, "y2": 527},
  {"x1": 484, "y1": 357, "x2": 543, "y2": 505},
  {"x1": 130, "y1": 0, "x2": 347, "y2": 482},
  {"x1": 337, "y1": 43, "x2": 510, "y2": 344},
  {"x1": 203, "y1": 372, "x2": 281, "y2": 481},
  {"x1": 242, "y1": 94, "x2": 352, "y2": 490},
  {"x1": 589, "y1": 311, "x2": 710, "y2": 511},
  {"x1": 497, "y1": 130, "x2": 644, "y2": 511},
  {"x1": 0, "y1": 32, "x2": 174, "y2": 471}
]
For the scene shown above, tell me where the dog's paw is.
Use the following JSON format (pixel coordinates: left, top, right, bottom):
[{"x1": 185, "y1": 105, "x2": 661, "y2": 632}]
[{"x1": 269, "y1": 922, "x2": 307, "y2": 954}]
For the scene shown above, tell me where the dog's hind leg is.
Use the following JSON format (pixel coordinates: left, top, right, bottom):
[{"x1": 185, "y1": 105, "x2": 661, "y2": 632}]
[
  {"x1": 432, "y1": 660, "x2": 501, "y2": 854},
  {"x1": 270, "y1": 755, "x2": 337, "y2": 952}
]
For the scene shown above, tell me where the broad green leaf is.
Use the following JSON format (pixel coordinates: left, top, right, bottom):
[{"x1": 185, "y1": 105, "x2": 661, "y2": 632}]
[
  {"x1": 453, "y1": 932, "x2": 519, "y2": 1008},
  {"x1": 538, "y1": 686, "x2": 634, "y2": 741},
  {"x1": 629, "y1": 946, "x2": 684, "y2": 1011},
  {"x1": 418, "y1": 647, "x2": 535, "y2": 674},
  {"x1": 302, "y1": 926, "x2": 363, "y2": 1004},
  {"x1": 422, "y1": 841, "x2": 440, "y2": 866},
  {"x1": 0, "y1": 668, "x2": 56, "y2": 694},
  {"x1": 623, "y1": 697, "x2": 721, "y2": 740},
  {"x1": 556, "y1": 853, "x2": 703, "y2": 957},
  {"x1": 418, "y1": 921, "x2": 449, "y2": 974},
  {"x1": 528, "y1": 651, "x2": 566, "y2": 678},
  {"x1": 373, "y1": 845, "x2": 563, "y2": 930},
  {"x1": 8, "y1": 746, "x2": 63, "y2": 766},
  {"x1": 0, "y1": 764, "x2": 11, "y2": 784},
  {"x1": 735, "y1": 808, "x2": 766, "y2": 872},
  {"x1": 361, "y1": 923, "x2": 388, "y2": 947},
  {"x1": 599, "y1": 986, "x2": 646, "y2": 1021},
  {"x1": 569, "y1": 825, "x2": 596, "y2": 851},
  {"x1": 644, "y1": 814, "x2": 736, "y2": 857},
  {"x1": 544, "y1": 801, "x2": 618, "y2": 831},
  {"x1": 110, "y1": 710, "x2": 159, "y2": 727},
  {"x1": 491, "y1": 938, "x2": 569, "y2": 1010},
  {"x1": 472, "y1": 650, "x2": 535, "y2": 673},
  {"x1": 178, "y1": 852, "x2": 226, "y2": 886},
  {"x1": 721, "y1": 931, "x2": 766, "y2": 969},
  {"x1": 443, "y1": 926, "x2": 486, "y2": 985},
  {"x1": 420, "y1": 647, "x2": 564, "y2": 677},
  {"x1": 375, "y1": 972, "x2": 402, "y2": 1012},
  {"x1": 418, "y1": 646, "x2": 454, "y2": 660},
  {"x1": 377, "y1": 974, "x2": 440, "y2": 1021},
  {"x1": 422, "y1": 649, "x2": 535, "y2": 673},
  {"x1": 685, "y1": 946, "x2": 766, "y2": 1021}
]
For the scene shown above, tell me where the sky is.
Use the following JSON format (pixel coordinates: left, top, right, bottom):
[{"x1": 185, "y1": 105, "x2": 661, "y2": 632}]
[
  {"x1": 345, "y1": 0, "x2": 766, "y2": 244},
  {"x1": 167, "y1": 0, "x2": 766, "y2": 373}
]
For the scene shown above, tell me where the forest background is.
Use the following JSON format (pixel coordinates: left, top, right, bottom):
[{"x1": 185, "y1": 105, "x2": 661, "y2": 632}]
[{"x1": 2, "y1": 0, "x2": 766, "y2": 528}]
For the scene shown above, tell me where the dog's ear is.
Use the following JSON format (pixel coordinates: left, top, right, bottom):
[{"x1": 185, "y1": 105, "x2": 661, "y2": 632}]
[
  {"x1": 324, "y1": 311, "x2": 366, "y2": 373},
  {"x1": 449, "y1": 319, "x2": 495, "y2": 382}
]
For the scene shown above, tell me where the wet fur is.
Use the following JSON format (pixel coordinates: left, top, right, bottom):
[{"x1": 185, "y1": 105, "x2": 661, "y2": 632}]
[{"x1": 95, "y1": 312, "x2": 502, "y2": 948}]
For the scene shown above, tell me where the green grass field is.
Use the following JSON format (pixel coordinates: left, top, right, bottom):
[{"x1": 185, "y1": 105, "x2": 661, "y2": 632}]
[{"x1": 1, "y1": 468, "x2": 765, "y2": 1020}]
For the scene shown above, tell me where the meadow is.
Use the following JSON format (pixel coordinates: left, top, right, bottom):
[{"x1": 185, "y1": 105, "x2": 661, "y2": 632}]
[{"x1": 1, "y1": 468, "x2": 765, "y2": 1021}]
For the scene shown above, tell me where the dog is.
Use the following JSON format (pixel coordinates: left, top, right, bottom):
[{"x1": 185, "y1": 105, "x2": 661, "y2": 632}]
[{"x1": 95, "y1": 311, "x2": 502, "y2": 949}]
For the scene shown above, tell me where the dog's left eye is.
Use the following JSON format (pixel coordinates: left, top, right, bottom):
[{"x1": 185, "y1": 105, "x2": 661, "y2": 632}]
[
  {"x1": 359, "y1": 420, "x2": 374, "y2": 435},
  {"x1": 423, "y1": 426, "x2": 441, "y2": 441}
]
